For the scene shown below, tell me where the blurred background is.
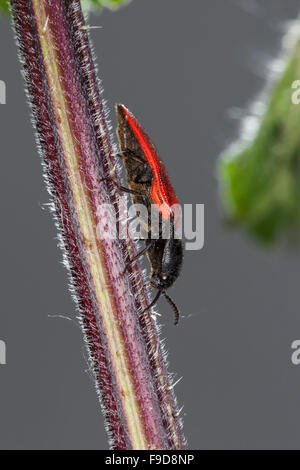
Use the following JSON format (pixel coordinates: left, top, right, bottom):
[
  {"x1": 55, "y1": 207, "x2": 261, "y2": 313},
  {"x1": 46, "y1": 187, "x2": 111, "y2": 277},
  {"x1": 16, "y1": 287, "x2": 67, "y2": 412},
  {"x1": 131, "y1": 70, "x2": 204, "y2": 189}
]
[{"x1": 1, "y1": 0, "x2": 300, "y2": 450}]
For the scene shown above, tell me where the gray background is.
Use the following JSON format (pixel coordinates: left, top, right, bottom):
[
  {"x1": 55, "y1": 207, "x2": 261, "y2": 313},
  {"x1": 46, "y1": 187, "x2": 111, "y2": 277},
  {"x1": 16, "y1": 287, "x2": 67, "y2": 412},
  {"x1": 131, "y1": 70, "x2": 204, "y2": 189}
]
[{"x1": 1, "y1": 0, "x2": 300, "y2": 450}]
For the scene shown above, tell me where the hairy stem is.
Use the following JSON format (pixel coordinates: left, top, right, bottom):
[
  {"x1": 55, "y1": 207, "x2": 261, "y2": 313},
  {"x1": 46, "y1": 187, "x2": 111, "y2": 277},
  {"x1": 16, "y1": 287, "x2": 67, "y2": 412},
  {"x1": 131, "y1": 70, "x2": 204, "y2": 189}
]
[{"x1": 10, "y1": 0, "x2": 185, "y2": 450}]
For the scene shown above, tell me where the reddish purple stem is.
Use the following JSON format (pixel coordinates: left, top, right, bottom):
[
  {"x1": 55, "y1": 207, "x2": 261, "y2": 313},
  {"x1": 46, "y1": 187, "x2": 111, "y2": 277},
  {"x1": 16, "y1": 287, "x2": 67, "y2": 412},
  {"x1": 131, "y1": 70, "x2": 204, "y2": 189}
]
[{"x1": 10, "y1": 0, "x2": 185, "y2": 450}]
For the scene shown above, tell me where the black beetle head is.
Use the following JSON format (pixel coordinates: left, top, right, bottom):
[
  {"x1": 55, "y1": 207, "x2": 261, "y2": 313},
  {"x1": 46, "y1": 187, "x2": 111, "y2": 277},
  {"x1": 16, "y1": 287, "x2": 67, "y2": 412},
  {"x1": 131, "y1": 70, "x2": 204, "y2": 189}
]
[{"x1": 150, "y1": 271, "x2": 177, "y2": 290}]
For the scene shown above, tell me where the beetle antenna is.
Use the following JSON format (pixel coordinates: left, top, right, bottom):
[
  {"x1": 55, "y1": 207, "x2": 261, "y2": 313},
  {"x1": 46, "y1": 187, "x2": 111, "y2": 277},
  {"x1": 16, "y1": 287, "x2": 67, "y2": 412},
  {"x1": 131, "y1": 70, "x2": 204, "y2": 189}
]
[
  {"x1": 141, "y1": 289, "x2": 162, "y2": 314},
  {"x1": 163, "y1": 291, "x2": 180, "y2": 326}
]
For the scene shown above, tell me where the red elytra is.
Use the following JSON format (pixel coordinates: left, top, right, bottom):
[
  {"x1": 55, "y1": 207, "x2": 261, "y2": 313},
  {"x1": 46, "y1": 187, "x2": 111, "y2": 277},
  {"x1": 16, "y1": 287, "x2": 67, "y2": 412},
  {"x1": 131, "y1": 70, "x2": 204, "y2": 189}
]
[{"x1": 118, "y1": 104, "x2": 178, "y2": 221}]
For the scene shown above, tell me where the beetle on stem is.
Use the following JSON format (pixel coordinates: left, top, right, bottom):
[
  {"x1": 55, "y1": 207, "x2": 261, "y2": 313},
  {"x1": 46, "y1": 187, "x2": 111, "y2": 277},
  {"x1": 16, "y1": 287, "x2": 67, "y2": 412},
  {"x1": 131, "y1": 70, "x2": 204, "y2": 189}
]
[{"x1": 103, "y1": 104, "x2": 183, "y2": 325}]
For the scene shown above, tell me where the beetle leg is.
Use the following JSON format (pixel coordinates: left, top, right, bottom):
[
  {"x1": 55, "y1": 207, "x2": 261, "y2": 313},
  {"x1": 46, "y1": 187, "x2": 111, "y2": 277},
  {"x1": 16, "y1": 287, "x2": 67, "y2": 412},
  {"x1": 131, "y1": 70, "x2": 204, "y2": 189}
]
[
  {"x1": 132, "y1": 163, "x2": 153, "y2": 187},
  {"x1": 141, "y1": 288, "x2": 180, "y2": 326},
  {"x1": 123, "y1": 239, "x2": 155, "y2": 274},
  {"x1": 141, "y1": 289, "x2": 162, "y2": 314},
  {"x1": 100, "y1": 177, "x2": 151, "y2": 236},
  {"x1": 114, "y1": 151, "x2": 152, "y2": 187},
  {"x1": 114, "y1": 149, "x2": 145, "y2": 165},
  {"x1": 100, "y1": 176, "x2": 148, "y2": 201}
]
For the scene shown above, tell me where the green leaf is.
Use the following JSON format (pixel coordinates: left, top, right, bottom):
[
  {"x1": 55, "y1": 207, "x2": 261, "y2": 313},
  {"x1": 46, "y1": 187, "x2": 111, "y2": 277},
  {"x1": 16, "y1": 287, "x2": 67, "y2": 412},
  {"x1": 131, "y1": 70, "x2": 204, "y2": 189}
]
[
  {"x1": 0, "y1": 0, "x2": 9, "y2": 15},
  {"x1": 219, "y1": 27, "x2": 300, "y2": 245}
]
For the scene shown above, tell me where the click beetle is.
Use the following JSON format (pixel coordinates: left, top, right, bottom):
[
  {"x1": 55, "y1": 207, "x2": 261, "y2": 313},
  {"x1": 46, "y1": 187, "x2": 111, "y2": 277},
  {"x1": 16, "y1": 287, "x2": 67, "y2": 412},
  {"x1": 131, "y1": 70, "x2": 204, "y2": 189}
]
[{"x1": 111, "y1": 104, "x2": 183, "y2": 325}]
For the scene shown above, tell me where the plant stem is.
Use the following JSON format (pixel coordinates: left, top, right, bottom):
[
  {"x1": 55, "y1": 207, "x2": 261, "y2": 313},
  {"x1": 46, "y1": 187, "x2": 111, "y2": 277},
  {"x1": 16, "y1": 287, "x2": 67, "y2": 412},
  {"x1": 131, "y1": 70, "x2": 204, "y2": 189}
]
[{"x1": 10, "y1": 0, "x2": 185, "y2": 450}]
